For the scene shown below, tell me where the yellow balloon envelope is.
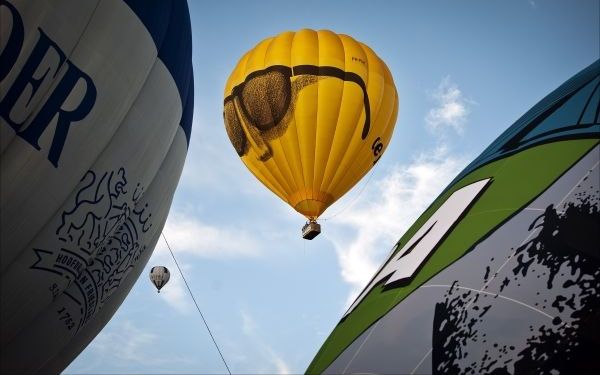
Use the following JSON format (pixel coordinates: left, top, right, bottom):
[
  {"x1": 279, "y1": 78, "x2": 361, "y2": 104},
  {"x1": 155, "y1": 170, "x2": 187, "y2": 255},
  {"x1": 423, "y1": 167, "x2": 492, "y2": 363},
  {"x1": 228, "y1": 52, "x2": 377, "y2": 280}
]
[{"x1": 224, "y1": 29, "x2": 399, "y2": 220}]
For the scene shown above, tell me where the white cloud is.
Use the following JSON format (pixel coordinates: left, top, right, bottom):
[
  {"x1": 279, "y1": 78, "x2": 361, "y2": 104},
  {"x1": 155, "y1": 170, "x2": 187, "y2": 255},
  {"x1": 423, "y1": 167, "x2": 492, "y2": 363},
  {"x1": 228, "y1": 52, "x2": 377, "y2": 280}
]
[
  {"x1": 236, "y1": 310, "x2": 292, "y2": 374},
  {"x1": 147, "y1": 212, "x2": 263, "y2": 313},
  {"x1": 241, "y1": 309, "x2": 257, "y2": 336},
  {"x1": 160, "y1": 212, "x2": 261, "y2": 259},
  {"x1": 267, "y1": 348, "x2": 292, "y2": 375},
  {"x1": 87, "y1": 320, "x2": 190, "y2": 366},
  {"x1": 91, "y1": 321, "x2": 155, "y2": 362},
  {"x1": 426, "y1": 76, "x2": 473, "y2": 135},
  {"x1": 327, "y1": 147, "x2": 470, "y2": 308},
  {"x1": 326, "y1": 76, "x2": 475, "y2": 308}
]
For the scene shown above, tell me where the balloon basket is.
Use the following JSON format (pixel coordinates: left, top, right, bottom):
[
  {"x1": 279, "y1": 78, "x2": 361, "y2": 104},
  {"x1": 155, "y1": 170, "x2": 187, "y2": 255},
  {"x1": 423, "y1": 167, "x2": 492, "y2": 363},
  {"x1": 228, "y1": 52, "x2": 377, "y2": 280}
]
[{"x1": 302, "y1": 220, "x2": 321, "y2": 240}]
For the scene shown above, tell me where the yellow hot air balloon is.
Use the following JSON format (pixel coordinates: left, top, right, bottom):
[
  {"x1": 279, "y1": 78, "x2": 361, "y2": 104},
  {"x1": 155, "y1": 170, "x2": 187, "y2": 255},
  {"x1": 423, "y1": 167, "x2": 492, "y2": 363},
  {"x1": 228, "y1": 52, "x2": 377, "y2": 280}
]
[{"x1": 223, "y1": 29, "x2": 398, "y2": 239}]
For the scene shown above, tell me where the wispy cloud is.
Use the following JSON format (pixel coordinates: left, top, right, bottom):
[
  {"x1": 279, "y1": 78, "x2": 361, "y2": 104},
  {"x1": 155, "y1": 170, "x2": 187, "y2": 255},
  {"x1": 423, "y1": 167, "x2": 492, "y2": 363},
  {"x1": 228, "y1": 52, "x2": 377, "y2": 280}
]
[
  {"x1": 267, "y1": 347, "x2": 292, "y2": 375},
  {"x1": 87, "y1": 320, "x2": 191, "y2": 366},
  {"x1": 327, "y1": 147, "x2": 469, "y2": 307},
  {"x1": 235, "y1": 309, "x2": 292, "y2": 374},
  {"x1": 90, "y1": 321, "x2": 156, "y2": 363},
  {"x1": 148, "y1": 212, "x2": 263, "y2": 313},
  {"x1": 326, "y1": 77, "x2": 474, "y2": 307},
  {"x1": 241, "y1": 309, "x2": 257, "y2": 336},
  {"x1": 161, "y1": 213, "x2": 262, "y2": 259},
  {"x1": 426, "y1": 76, "x2": 473, "y2": 136}
]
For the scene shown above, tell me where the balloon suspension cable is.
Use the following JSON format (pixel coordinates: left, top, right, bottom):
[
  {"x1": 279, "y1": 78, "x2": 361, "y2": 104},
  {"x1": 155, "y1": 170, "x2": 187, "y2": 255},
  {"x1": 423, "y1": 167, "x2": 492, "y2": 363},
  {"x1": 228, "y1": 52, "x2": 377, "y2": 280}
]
[
  {"x1": 321, "y1": 162, "x2": 380, "y2": 221},
  {"x1": 161, "y1": 232, "x2": 232, "y2": 375}
]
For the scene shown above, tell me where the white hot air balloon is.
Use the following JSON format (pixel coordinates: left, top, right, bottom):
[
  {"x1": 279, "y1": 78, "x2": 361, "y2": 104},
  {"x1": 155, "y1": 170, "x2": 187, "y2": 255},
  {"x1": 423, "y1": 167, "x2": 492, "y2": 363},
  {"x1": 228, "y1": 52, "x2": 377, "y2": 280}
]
[
  {"x1": 149, "y1": 266, "x2": 171, "y2": 293},
  {"x1": 0, "y1": 0, "x2": 194, "y2": 373}
]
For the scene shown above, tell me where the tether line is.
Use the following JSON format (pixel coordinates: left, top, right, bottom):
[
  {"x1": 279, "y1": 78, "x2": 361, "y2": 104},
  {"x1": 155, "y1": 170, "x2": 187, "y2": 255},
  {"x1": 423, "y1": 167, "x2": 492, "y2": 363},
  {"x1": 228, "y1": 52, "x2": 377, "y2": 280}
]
[
  {"x1": 321, "y1": 162, "x2": 380, "y2": 221},
  {"x1": 161, "y1": 232, "x2": 232, "y2": 375}
]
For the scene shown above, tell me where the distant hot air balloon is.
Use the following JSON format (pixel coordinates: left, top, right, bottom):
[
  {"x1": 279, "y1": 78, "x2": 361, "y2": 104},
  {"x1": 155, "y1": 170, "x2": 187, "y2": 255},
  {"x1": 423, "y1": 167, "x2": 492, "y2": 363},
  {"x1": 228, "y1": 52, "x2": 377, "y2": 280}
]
[
  {"x1": 150, "y1": 266, "x2": 171, "y2": 293},
  {"x1": 0, "y1": 0, "x2": 193, "y2": 373},
  {"x1": 223, "y1": 29, "x2": 398, "y2": 239},
  {"x1": 307, "y1": 60, "x2": 600, "y2": 374}
]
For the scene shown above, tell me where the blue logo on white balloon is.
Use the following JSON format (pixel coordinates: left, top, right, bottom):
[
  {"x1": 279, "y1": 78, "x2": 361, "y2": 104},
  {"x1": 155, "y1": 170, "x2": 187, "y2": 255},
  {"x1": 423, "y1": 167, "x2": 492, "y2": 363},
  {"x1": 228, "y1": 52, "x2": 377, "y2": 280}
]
[{"x1": 31, "y1": 168, "x2": 153, "y2": 331}]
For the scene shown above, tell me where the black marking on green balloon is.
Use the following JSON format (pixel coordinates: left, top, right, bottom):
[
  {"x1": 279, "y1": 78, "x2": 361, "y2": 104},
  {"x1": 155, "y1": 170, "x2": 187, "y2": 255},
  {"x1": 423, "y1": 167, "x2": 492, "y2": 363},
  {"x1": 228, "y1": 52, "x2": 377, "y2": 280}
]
[{"x1": 432, "y1": 192, "x2": 599, "y2": 374}]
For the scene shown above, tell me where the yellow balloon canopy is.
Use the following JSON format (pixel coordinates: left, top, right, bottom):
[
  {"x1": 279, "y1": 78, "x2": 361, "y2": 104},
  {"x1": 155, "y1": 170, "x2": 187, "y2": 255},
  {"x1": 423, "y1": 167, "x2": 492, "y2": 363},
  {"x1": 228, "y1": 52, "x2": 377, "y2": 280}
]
[{"x1": 224, "y1": 29, "x2": 398, "y2": 220}]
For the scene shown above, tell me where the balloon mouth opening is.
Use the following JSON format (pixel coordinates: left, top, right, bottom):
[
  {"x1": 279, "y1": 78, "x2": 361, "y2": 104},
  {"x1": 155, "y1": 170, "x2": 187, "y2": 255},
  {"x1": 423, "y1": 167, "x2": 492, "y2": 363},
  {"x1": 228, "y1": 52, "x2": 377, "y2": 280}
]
[
  {"x1": 294, "y1": 199, "x2": 329, "y2": 219},
  {"x1": 289, "y1": 190, "x2": 335, "y2": 219}
]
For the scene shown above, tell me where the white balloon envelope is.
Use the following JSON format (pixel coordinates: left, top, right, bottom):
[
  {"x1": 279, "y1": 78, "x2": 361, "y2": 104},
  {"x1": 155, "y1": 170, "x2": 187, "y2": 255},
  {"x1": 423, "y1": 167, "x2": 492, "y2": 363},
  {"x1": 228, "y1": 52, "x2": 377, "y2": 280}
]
[
  {"x1": 150, "y1": 266, "x2": 171, "y2": 293},
  {"x1": 0, "y1": 0, "x2": 194, "y2": 373}
]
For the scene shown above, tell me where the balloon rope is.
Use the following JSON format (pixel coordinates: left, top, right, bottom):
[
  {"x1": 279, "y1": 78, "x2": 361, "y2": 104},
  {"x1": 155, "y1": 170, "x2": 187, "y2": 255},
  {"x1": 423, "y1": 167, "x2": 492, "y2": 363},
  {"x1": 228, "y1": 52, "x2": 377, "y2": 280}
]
[
  {"x1": 161, "y1": 232, "x2": 232, "y2": 375},
  {"x1": 321, "y1": 162, "x2": 380, "y2": 221}
]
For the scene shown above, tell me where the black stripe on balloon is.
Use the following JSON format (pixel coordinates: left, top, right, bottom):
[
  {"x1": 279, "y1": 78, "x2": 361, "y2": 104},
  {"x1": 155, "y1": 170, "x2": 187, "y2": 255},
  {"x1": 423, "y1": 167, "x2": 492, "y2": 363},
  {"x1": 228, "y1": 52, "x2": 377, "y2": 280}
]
[
  {"x1": 224, "y1": 64, "x2": 372, "y2": 140},
  {"x1": 294, "y1": 65, "x2": 371, "y2": 139},
  {"x1": 576, "y1": 78, "x2": 600, "y2": 125}
]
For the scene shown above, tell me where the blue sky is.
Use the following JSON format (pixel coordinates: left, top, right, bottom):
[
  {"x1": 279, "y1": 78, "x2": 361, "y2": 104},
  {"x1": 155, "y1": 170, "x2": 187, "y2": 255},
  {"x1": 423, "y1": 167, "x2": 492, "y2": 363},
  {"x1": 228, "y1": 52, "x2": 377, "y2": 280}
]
[{"x1": 65, "y1": 1, "x2": 598, "y2": 373}]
